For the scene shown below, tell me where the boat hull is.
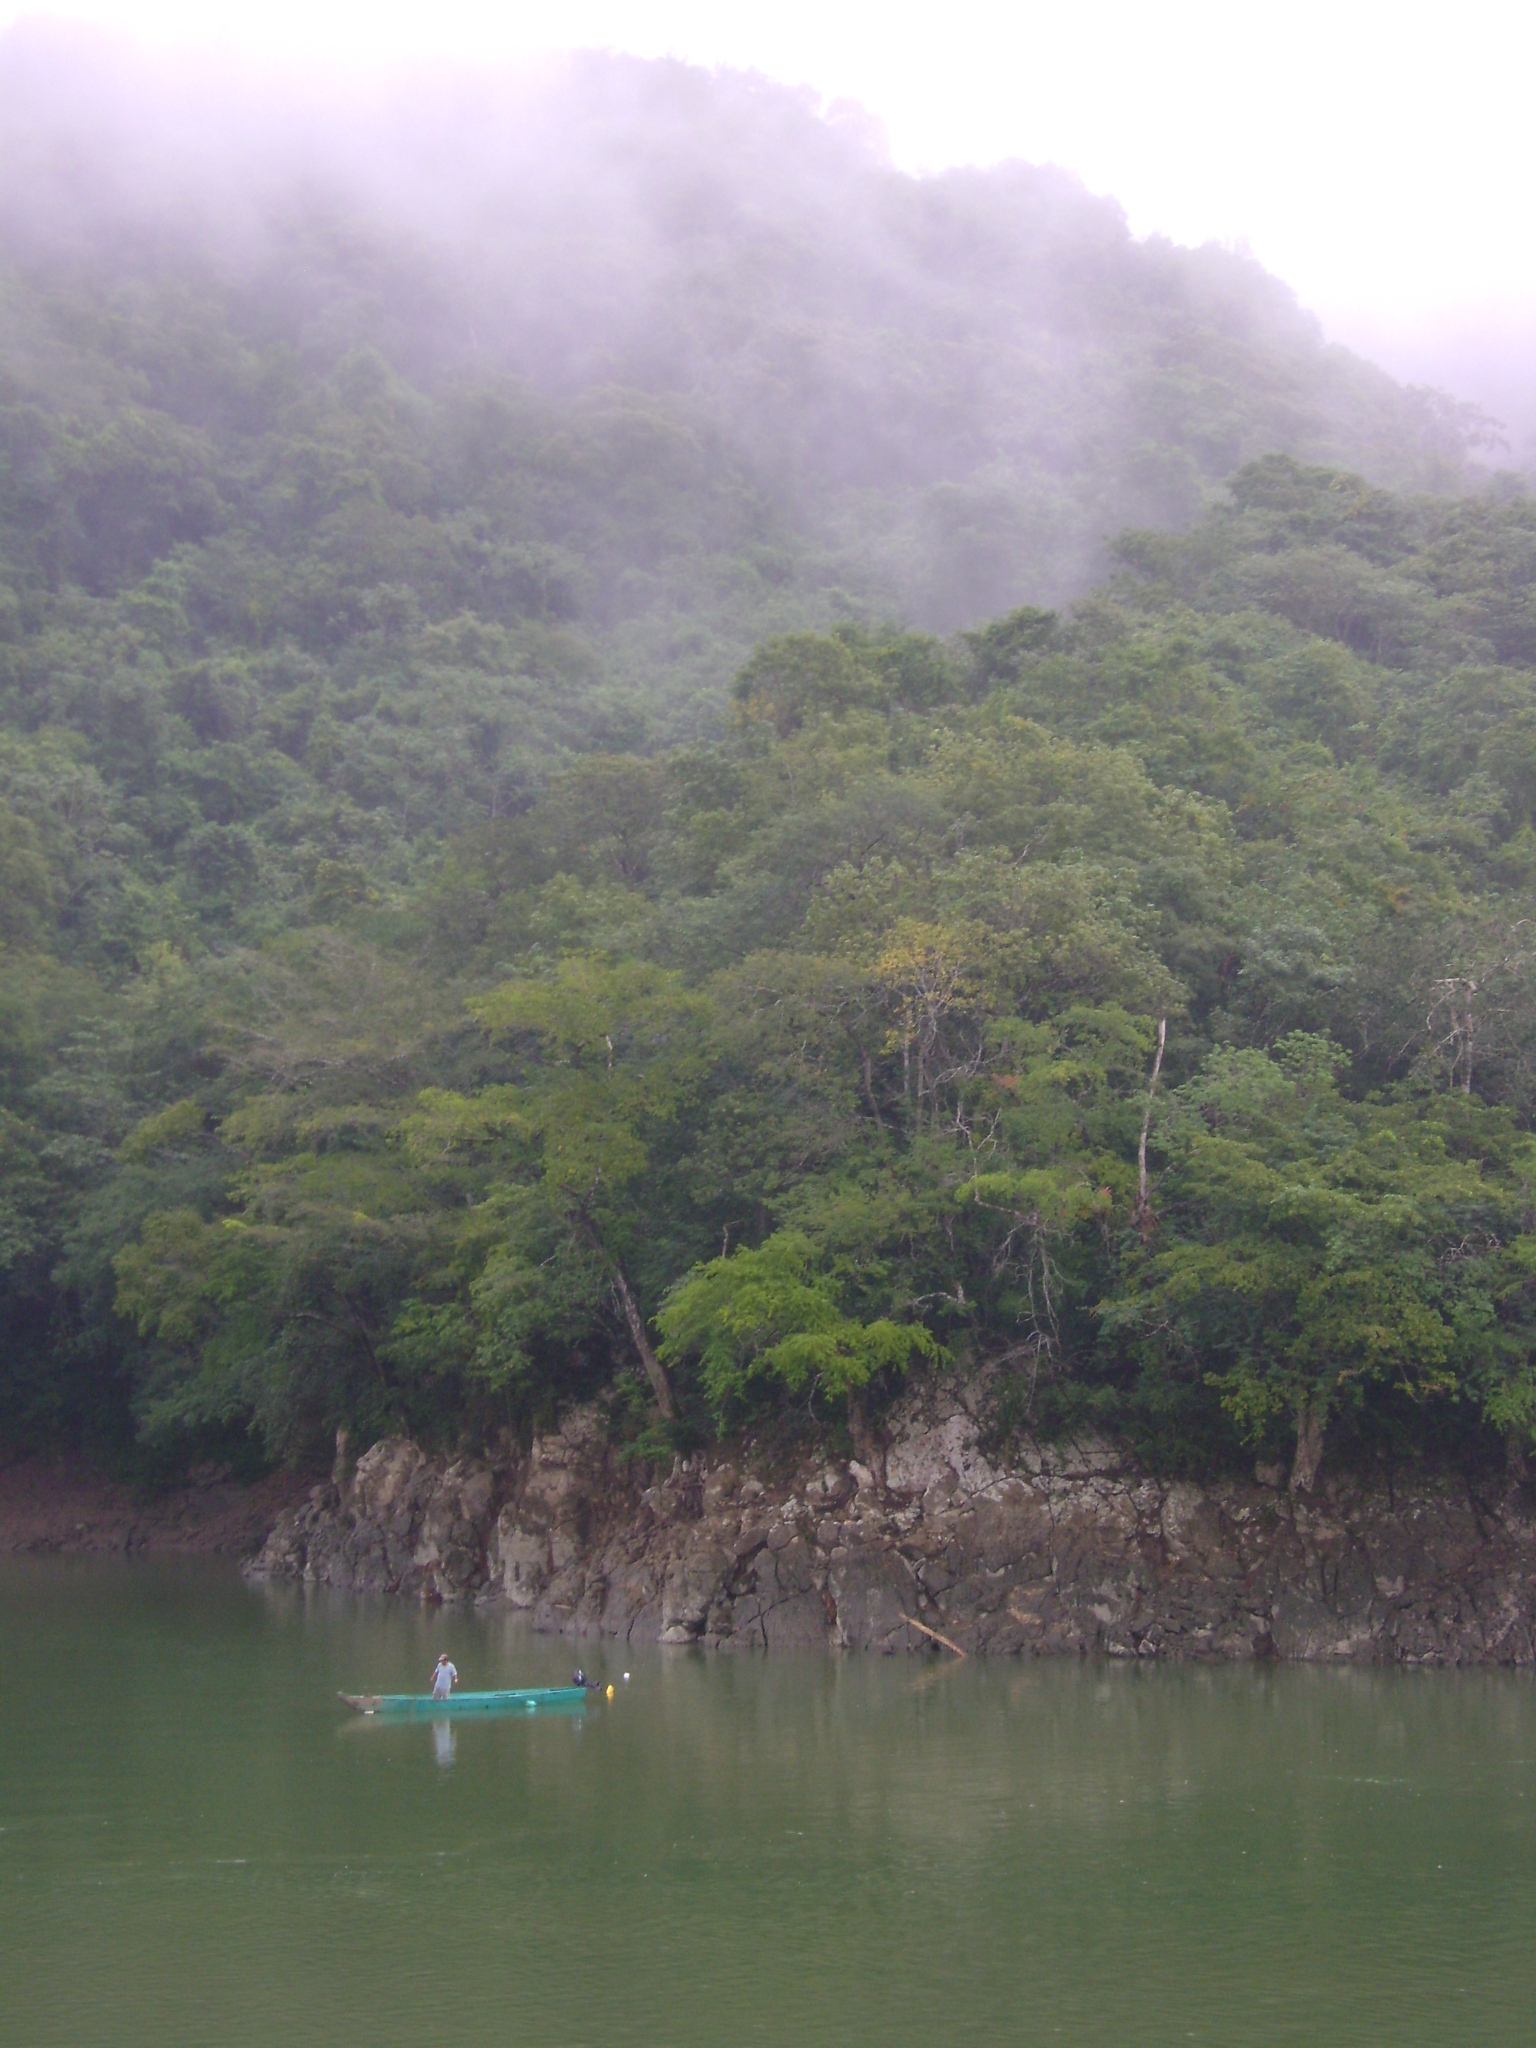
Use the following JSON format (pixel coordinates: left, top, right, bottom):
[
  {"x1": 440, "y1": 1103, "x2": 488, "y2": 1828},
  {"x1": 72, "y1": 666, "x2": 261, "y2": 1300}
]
[{"x1": 339, "y1": 1687, "x2": 589, "y2": 1715}]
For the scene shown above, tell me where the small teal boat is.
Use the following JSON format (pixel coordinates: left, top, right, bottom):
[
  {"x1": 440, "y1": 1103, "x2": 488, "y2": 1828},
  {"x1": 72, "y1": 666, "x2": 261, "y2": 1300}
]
[{"x1": 339, "y1": 1687, "x2": 588, "y2": 1716}]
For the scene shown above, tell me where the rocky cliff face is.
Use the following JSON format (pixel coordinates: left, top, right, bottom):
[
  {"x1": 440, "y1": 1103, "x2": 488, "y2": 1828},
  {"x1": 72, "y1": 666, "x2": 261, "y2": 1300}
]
[{"x1": 245, "y1": 1390, "x2": 1536, "y2": 1665}]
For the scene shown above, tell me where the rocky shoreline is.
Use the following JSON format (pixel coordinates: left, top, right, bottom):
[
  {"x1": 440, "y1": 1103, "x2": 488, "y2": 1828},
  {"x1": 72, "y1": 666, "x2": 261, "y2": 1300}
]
[{"x1": 245, "y1": 1388, "x2": 1536, "y2": 1666}]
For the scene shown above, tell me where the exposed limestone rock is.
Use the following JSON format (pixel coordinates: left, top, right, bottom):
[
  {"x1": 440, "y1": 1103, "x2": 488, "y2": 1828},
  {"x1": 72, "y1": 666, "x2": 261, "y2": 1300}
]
[
  {"x1": 489, "y1": 1408, "x2": 607, "y2": 1612},
  {"x1": 245, "y1": 1389, "x2": 1536, "y2": 1664},
  {"x1": 244, "y1": 1437, "x2": 502, "y2": 1600}
]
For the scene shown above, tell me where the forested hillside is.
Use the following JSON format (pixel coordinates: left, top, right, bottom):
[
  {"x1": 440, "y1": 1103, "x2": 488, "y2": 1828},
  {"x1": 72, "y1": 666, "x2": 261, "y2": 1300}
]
[
  {"x1": 1, "y1": 29, "x2": 1493, "y2": 710},
  {"x1": 2, "y1": 33, "x2": 1533, "y2": 1489}
]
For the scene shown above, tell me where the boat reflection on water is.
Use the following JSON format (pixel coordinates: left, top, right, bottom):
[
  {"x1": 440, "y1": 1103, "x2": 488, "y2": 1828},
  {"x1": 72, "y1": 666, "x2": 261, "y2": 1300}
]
[{"x1": 337, "y1": 1695, "x2": 588, "y2": 1752}]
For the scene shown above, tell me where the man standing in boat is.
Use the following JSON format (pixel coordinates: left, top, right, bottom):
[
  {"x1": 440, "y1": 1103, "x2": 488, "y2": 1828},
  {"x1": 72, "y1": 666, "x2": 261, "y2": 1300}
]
[{"x1": 431, "y1": 1653, "x2": 459, "y2": 1701}]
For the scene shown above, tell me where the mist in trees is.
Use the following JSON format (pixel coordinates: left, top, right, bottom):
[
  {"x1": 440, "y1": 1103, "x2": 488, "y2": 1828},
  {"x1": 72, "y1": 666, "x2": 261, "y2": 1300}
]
[
  {"x1": 2, "y1": 27, "x2": 1534, "y2": 1494},
  {"x1": 1, "y1": 22, "x2": 1498, "y2": 646}
]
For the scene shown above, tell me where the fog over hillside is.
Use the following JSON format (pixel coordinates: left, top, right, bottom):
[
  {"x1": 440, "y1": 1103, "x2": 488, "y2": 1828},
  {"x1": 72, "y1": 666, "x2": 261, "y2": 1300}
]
[
  {"x1": 0, "y1": 25, "x2": 1500, "y2": 697},
  {"x1": 9, "y1": 26, "x2": 1536, "y2": 1486},
  {"x1": 1328, "y1": 307, "x2": 1536, "y2": 474}
]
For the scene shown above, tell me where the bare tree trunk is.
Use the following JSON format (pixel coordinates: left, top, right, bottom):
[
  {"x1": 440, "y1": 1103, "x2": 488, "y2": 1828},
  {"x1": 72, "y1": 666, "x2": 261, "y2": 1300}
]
[
  {"x1": 1429, "y1": 974, "x2": 1485, "y2": 1094},
  {"x1": 1132, "y1": 1017, "x2": 1167, "y2": 1238},
  {"x1": 1463, "y1": 996, "x2": 1475, "y2": 1095},
  {"x1": 573, "y1": 1213, "x2": 676, "y2": 1417},
  {"x1": 1507, "y1": 1430, "x2": 1530, "y2": 1486},
  {"x1": 1290, "y1": 1397, "x2": 1326, "y2": 1495},
  {"x1": 860, "y1": 1048, "x2": 884, "y2": 1130},
  {"x1": 331, "y1": 1426, "x2": 353, "y2": 1495},
  {"x1": 605, "y1": 1244, "x2": 677, "y2": 1420}
]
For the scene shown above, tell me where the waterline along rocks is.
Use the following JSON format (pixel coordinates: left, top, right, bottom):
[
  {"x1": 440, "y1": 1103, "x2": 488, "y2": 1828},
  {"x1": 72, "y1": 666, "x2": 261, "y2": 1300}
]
[{"x1": 245, "y1": 1390, "x2": 1536, "y2": 1666}]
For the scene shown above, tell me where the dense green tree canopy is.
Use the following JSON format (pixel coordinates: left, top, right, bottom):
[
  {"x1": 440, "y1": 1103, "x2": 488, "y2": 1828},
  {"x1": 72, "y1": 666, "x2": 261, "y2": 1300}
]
[
  {"x1": 2, "y1": 35, "x2": 1533, "y2": 1490},
  {"x1": 6, "y1": 450, "x2": 1536, "y2": 1492}
]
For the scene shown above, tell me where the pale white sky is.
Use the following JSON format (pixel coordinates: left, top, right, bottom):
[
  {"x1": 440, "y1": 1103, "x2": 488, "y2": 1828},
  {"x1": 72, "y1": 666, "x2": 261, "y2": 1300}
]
[{"x1": 4, "y1": 0, "x2": 1533, "y2": 370}]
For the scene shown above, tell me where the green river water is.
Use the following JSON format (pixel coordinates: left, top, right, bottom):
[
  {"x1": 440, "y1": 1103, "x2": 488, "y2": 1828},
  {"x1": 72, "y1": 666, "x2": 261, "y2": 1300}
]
[{"x1": 3, "y1": 1557, "x2": 1534, "y2": 2047}]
